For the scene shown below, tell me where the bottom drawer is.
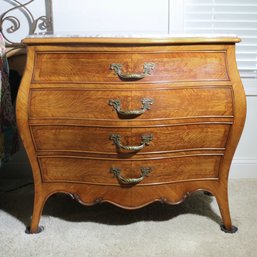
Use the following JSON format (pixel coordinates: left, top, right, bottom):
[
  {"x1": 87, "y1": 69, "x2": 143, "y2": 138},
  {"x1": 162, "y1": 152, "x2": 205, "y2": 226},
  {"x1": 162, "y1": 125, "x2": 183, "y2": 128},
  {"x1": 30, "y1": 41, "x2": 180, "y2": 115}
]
[{"x1": 39, "y1": 155, "x2": 222, "y2": 185}]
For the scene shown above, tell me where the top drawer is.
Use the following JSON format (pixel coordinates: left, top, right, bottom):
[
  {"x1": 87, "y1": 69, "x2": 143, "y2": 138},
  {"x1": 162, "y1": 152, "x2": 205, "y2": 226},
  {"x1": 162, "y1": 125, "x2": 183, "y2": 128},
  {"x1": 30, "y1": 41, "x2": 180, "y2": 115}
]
[{"x1": 33, "y1": 51, "x2": 229, "y2": 83}]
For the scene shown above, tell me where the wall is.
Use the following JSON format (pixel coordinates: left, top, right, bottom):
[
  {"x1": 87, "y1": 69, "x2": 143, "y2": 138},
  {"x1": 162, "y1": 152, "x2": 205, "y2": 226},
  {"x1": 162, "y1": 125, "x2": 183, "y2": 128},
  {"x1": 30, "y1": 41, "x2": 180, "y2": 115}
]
[{"x1": 230, "y1": 79, "x2": 257, "y2": 178}]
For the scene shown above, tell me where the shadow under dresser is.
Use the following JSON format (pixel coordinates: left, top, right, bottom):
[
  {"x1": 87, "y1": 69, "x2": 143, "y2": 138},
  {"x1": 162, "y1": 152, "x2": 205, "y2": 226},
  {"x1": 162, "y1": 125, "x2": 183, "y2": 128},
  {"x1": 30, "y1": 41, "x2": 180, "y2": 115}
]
[{"x1": 16, "y1": 35, "x2": 246, "y2": 234}]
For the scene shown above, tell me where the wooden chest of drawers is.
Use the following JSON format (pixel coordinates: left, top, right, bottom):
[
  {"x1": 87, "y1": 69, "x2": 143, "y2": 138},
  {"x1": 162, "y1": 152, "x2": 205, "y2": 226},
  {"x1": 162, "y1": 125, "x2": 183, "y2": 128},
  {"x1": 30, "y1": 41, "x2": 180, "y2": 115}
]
[{"x1": 16, "y1": 36, "x2": 246, "y2": 233}]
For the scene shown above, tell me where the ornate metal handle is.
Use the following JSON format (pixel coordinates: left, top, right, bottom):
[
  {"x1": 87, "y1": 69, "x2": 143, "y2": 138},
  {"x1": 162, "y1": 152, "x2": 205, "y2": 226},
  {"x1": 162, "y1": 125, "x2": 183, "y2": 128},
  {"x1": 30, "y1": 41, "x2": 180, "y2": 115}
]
[
  {"x1": 110, "y1": 63, "x2": 155, "y2": 80},
  {"x1": 110, "y1": 167, "x2": 152, "y2": 185},
  {"x1": 110, "y1": 134, "x2": 153, "y2": 151},
  {"x1": 109, "y1": 98, "x2": 153, "y2": 116}
]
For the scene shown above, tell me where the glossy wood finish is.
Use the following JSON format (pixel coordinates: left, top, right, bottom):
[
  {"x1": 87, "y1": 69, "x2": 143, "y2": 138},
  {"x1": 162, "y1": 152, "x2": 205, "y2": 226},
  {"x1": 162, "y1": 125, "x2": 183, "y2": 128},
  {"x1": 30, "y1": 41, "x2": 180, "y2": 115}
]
[
  {"x1": 16, "y1": 37, "x2": 246, "y2": 233},
  {"x1": 32, "y1": 51, "x2": 228, "y2": 83},
  {"x1": 39, "y1": 155, "x2": 222, "y2": 184},
  {"x1": 31, "y1": 124, "x2": 230, "y2": 154},
  {"x1": 29, "y1": 87, "x2": 233, "y2": 120}
]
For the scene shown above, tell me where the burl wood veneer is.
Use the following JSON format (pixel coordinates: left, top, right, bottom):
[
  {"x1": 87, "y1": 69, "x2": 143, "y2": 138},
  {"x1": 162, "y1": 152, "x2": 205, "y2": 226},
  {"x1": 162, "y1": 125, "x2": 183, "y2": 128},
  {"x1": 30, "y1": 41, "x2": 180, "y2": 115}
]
[{"x1": 16, "y1": 36, "x2": 246, "y2": 233}]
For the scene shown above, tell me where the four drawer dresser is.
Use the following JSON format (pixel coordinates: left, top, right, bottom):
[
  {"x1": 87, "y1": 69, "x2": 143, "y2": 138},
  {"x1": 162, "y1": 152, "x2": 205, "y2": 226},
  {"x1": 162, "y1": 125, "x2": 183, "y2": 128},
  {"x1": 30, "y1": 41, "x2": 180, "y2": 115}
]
[{"x1": 16, "y1": 35, "x2": 246, "y2": 233}]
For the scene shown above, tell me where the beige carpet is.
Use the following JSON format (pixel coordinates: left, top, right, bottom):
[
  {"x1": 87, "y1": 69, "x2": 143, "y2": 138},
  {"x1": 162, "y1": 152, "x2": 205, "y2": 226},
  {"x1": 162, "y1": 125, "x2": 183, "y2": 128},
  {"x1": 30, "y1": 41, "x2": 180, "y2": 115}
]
[{"x1": 0, "y1": 179, "x2": 256, "y2": 257}]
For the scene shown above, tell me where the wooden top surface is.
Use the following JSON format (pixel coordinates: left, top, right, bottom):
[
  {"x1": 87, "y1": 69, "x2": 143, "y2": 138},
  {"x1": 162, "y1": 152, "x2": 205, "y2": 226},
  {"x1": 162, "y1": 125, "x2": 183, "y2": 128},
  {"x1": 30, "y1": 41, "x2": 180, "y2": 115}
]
[{"x1": 23, "y1": 34, "x2": 241, "y2": 45}]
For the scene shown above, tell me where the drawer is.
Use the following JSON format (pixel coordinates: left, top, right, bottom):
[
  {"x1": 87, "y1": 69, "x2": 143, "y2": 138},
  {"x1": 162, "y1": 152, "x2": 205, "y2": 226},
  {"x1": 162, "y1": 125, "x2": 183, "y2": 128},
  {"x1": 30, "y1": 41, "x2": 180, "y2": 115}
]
[
  {"x1": 31, "y1": 124, "x2": 230, "y2": 154},
  {"x1": 33, "y1": 51, "x2": 228, "y2": 83},
  {"x1": 29, "y1": 87, "x2": 233, "y2": 120},
  {"x1": 39, "y1": 155, "x2": 222, "y2": 185}
]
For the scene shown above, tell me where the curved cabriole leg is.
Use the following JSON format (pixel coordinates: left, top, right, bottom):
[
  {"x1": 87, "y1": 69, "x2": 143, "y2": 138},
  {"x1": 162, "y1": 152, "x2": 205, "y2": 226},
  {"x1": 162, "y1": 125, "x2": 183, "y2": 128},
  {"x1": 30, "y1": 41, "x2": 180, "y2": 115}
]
[
  {"x1": 25, "y1": 188, "x2": 47, "y2": 234},
  {"x1": 215, "y1": 189, "x2": 238, "y2": 233}
]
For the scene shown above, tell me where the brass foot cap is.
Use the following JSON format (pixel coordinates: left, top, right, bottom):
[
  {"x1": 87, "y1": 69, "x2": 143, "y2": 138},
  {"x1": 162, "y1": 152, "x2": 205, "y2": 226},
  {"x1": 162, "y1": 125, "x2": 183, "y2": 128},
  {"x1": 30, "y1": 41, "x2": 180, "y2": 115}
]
[
  {"x1": 220, "y1": 225, "x2": 238, "y2": 233},
  {"x1": 25, "y1": 226, "x2": 44, "y2": 234}
]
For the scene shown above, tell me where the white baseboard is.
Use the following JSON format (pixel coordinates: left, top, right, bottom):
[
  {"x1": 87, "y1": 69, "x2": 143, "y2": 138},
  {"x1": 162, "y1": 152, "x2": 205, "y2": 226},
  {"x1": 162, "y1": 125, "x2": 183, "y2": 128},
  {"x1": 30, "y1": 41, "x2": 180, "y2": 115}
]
[{"x1": 230, "y1": 159, "x2": 257, "y2": 178}]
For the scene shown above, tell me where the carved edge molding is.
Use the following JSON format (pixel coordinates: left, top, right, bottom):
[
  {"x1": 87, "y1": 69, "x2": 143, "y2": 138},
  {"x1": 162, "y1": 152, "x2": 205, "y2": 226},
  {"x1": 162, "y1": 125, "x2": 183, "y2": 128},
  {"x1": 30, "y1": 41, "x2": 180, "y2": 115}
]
[
  {"x1": 0, "y1": 0, "x2": 53, "y2": 49},
  {"x1": 67, "y1": 191, "x2": 198, "y2": 210}
]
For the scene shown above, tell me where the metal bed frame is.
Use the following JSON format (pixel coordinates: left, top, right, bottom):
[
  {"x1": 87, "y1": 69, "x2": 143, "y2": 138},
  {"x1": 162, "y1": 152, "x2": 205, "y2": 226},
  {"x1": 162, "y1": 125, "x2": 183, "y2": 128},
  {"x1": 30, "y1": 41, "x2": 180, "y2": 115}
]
[{"x1": 0, "y1": 0, "x2": 53, "y2": 49}]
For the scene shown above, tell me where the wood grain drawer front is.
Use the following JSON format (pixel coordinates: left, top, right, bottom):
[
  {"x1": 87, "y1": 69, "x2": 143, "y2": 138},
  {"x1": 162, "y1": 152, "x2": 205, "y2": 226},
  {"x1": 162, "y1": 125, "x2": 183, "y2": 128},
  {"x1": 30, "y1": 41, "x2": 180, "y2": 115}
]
[
  {"x1": 39, "y1": 155, "x2": 222, "y2": 185},
  {"x1": 29, "y1": 87, "x2": 233, "y2": 120},
  {"x1": 33, "y1": 51, "x2": 228, "y2": 83},
  {"x1": 32, "y1": 124, "x2": 230, "y2": 154}
]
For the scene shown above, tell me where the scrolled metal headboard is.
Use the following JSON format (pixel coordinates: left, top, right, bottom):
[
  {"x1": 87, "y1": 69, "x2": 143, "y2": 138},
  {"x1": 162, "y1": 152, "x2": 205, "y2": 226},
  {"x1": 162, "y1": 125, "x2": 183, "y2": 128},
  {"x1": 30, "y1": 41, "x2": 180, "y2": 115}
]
[{"x1": 0, "y1": 0, "x2": 53, "y2": 49}]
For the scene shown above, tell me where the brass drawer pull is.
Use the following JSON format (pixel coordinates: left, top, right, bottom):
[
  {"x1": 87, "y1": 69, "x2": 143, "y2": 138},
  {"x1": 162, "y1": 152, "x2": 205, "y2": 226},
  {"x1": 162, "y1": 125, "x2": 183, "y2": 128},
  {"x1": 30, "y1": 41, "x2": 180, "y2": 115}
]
[
  {"x1": 110, "y1": 167, "x2": 152, "y2": 185},
  {"x1": 109, "y1": 98, "x2": 153, "y2": 116},
  {"x1": 110, "y1": 134, "x2": 153, "y2": 151},
  {"x1": 110, "y1": 63, "x2": 155, "y2": 80}
]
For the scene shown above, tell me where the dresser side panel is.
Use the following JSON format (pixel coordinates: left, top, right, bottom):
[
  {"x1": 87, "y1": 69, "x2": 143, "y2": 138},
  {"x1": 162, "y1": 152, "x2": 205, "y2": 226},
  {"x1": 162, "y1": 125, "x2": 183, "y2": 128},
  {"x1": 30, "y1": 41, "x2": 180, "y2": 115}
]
[{"x1": 16, "y1": 46, "x2": 43, "y2": 184}]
